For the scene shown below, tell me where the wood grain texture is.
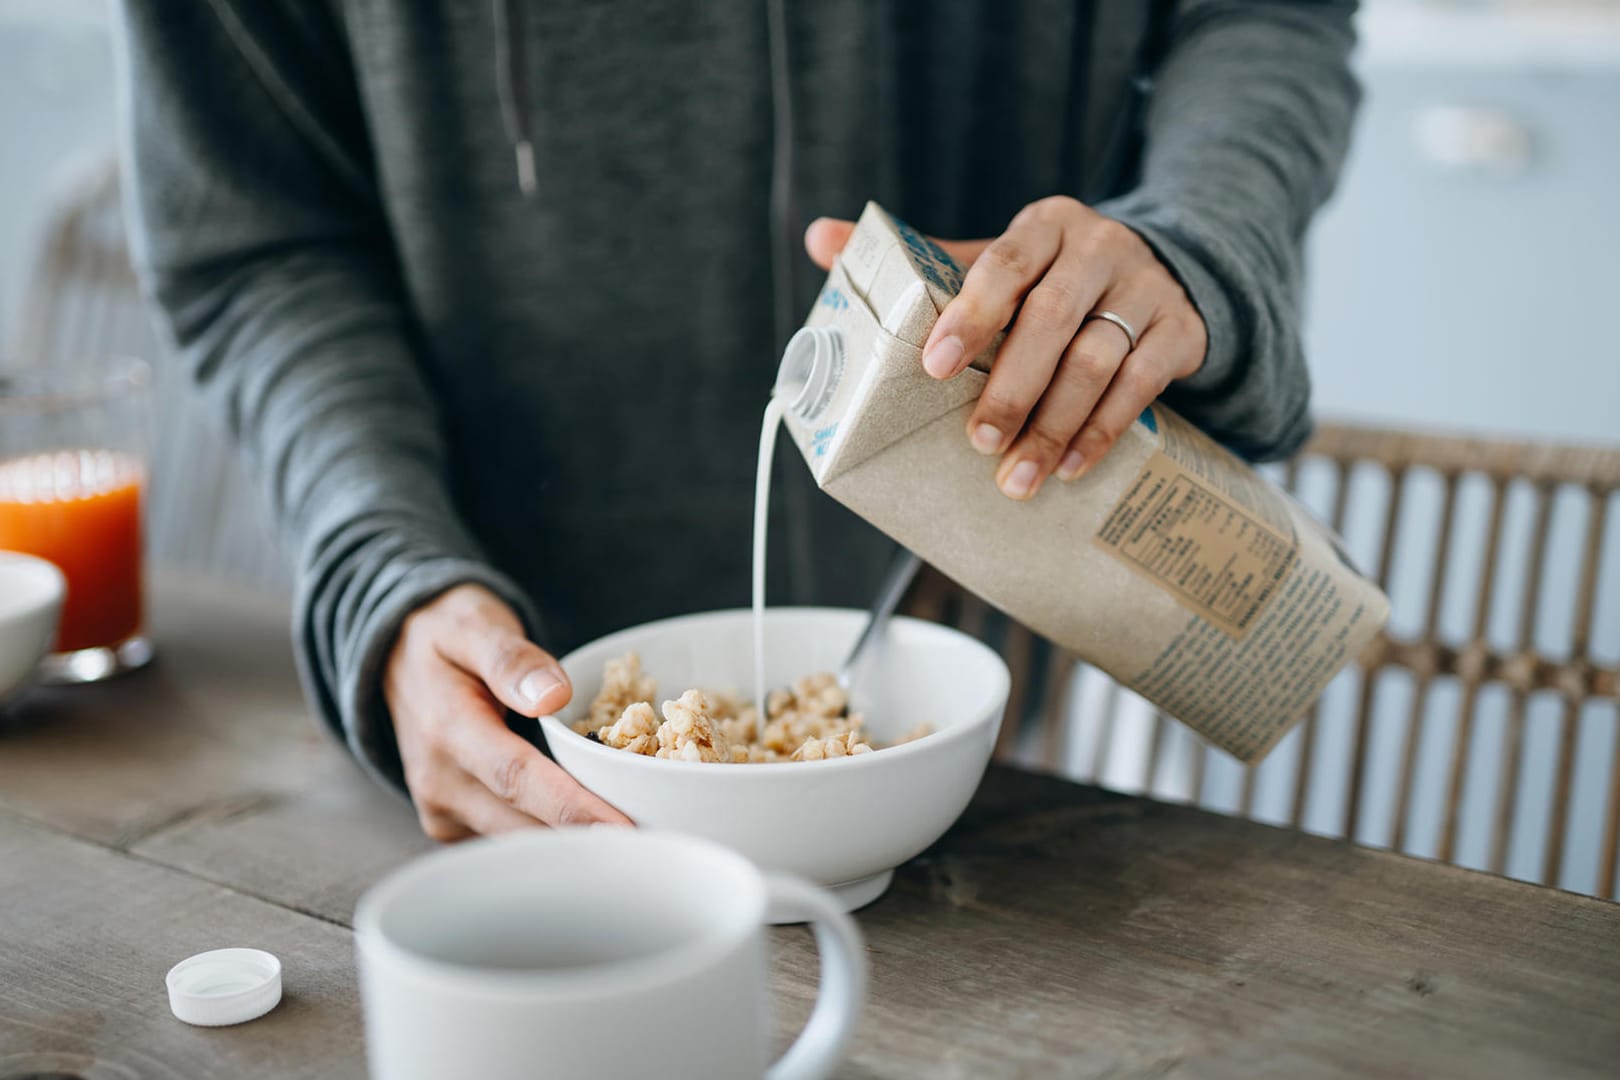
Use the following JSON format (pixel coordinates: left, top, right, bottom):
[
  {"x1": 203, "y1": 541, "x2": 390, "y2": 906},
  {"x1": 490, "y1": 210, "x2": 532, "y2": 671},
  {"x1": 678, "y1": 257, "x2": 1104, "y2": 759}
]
[
  {"x1": 3, "y1": 575, "x2": 1618, "y2": 1079},
  {"x1": 129, "y1": 751, "x2": 433, "y2": 925},
  {"x1": 0, "y1": 573, "x2": 314, "y2": 849},
  {"x1": 0, "y1": 815, "x2": 366, "y2": 1080},
  {"x1": 771, "y1": 768, "x2": 1620, "y2": 1080}
]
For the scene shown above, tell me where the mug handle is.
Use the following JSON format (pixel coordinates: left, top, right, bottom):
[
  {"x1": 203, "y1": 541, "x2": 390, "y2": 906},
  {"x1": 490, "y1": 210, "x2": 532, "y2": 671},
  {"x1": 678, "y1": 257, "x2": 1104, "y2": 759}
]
[{"x1": 763, "y1": 874, "x2": 868, "y2": 1080}]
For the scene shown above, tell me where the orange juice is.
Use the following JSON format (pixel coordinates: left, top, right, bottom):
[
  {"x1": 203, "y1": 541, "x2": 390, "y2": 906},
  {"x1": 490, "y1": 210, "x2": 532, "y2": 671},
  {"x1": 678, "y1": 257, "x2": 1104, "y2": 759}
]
[{"x1": 0, "y1": 450, "x2": 143, "y2": 652}]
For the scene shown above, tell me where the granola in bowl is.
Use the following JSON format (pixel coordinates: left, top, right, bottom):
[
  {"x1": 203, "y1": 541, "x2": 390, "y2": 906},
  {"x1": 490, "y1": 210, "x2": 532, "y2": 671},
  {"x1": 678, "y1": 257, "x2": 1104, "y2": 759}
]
[{"x1": 571, "y1": 653, "x2": 928, "y2": 763}]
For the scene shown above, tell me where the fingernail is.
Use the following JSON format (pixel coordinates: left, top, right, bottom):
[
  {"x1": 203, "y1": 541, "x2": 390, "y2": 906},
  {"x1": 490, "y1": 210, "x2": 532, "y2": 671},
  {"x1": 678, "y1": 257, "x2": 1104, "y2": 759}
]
[
  {"x1": 1001, "y1": 459, "x2": 1040, "y2": 499},
  {"x1": 922, "y1": 336, "x2": 964, "y2": 379},
  {"x1": 1057, "y1": 450, "x2": 1086, "y2": 480},
  {"x1": 970, "y1": 423, "x2": 1003, "y2": 455},
  {"x1": 518, "y1": 669, "x2": 563, "y2": 709}
]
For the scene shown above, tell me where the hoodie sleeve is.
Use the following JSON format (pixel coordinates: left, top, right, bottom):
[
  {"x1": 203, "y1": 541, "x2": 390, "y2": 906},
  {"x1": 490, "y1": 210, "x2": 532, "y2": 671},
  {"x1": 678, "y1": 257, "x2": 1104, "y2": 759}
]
[
  {"x1": 1095, "y1": 0, "x2": 1360, "y2": 461},
  {"x1": 114, "y1": 0, "x2": 538, "y2": 793}
]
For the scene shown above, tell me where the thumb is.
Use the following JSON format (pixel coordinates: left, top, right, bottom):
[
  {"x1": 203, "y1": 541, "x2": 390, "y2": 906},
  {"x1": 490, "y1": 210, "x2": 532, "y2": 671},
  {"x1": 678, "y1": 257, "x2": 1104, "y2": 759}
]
[
  {"x1": 803, "y1": 217, "x2": 855, "y2": 270},
  {"x1": 440, "y1": 610, "x2": 573, "y2": 718}
]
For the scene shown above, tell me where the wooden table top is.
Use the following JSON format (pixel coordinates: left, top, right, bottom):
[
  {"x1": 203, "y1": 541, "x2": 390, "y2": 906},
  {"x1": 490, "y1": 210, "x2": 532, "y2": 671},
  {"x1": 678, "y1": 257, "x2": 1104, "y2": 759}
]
[{"x1": 3, "y1": 573, "x2": 1618, "y2": 1080}]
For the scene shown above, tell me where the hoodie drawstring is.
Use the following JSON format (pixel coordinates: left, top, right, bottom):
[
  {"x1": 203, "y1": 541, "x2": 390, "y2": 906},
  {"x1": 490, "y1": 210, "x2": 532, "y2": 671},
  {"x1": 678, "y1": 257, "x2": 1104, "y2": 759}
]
[
  {"x1": 494, "y1": 0, "x2": 537, "y2": 198},
  {"x1": 491, "y1": 2, "x2": 798, "y2": 286}
]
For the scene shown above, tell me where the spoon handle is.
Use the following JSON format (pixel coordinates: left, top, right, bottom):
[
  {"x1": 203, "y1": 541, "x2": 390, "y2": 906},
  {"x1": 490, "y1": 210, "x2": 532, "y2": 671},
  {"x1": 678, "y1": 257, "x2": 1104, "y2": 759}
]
[{"x1": 838, "y1": 547, "x2": 923, "y2": 691}]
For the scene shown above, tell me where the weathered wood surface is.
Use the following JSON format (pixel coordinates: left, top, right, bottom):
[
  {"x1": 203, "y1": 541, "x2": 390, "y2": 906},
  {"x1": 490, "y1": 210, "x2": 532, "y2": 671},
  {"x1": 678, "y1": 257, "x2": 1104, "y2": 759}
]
[
  {"x1": 0, "y1": 815, "x2": 362, "y2": 1080},
  {"x1": 0, "y1": 576, "x2": 320, "y2": 848},
  {"x1": 2, "y1": 574, "x2": 1618, "y2": 1079},
  {"x1": 790, "y1": 772, "x2": 1620, "y2": 1079}
]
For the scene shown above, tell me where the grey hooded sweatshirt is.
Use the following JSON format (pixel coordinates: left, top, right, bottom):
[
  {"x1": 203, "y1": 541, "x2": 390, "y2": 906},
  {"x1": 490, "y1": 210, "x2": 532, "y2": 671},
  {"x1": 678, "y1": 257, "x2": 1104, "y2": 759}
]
[{"x1": 114, "y1": 1, "x2": 1359, "y2": 792}]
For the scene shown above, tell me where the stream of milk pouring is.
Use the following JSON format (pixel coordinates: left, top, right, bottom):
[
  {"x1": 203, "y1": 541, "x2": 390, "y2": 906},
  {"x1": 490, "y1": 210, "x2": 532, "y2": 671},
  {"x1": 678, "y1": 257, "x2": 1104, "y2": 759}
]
[{"x1": 751, "y1": 396, "x2": 787, "y2": 724}]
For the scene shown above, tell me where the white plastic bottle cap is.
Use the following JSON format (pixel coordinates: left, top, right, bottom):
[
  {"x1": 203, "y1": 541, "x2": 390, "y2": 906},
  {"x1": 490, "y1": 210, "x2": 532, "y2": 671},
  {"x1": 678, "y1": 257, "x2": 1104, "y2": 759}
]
[
  {"x1": 166, "y1": 948, "x2": 283, "y2": 1027},
  {"x1": 776, "y1": 326, "x2": 845, "y2": 421}
]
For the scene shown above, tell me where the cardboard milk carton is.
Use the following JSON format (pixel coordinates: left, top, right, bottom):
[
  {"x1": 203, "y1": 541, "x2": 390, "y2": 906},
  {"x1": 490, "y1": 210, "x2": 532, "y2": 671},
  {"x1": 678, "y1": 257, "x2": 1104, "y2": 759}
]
[{"x1": 774, "y1": 202, "x2": 1389, "y2": 763}]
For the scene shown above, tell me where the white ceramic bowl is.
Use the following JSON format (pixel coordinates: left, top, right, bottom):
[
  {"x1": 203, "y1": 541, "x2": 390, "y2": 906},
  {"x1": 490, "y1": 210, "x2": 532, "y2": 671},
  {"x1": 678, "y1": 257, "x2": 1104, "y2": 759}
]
[
  {"x1": 0, "y1": 551, "x2": 65, "y2": 705},
  {"x1": 538, "y1": 608, "x2": 1010, "y2": 914}
]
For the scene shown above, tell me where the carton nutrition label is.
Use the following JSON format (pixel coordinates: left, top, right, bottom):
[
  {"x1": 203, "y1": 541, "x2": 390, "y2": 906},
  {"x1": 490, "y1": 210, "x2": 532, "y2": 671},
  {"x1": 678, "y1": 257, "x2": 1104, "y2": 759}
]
[{"x1": 1094, "y1": 450, "x2": 1298, "y2": 638}]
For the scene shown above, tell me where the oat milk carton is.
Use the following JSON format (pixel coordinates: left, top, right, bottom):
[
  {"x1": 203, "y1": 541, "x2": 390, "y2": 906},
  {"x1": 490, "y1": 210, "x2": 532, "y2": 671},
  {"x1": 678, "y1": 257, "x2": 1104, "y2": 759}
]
[{"x1": 774, "y1": 202, "x2": 1389, "y2": 763}]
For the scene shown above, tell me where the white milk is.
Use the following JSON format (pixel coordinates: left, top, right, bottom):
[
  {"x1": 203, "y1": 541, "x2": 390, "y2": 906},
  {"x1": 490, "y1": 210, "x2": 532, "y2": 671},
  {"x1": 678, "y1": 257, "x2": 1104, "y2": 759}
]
[{"x1": 751, "y1": 396, "x2": 787, "y2": 721}]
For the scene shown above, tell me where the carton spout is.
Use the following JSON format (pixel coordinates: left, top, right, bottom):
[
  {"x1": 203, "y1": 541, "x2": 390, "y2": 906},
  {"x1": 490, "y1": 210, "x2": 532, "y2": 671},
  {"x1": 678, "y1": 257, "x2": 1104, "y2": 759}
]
[
  {"x1": 776, "y1": 210, "x2": 985, "y2": 485},
  {"x1": 775, "y1": 326, "x2": 846, "y2": 422}
]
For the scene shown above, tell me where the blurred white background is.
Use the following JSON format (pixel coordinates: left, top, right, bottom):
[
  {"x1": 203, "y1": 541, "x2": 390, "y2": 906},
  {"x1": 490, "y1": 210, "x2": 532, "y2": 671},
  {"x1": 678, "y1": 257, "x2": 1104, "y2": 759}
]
[{"x1": 0, "y1": 0, "x2": 111, "y2": 347}]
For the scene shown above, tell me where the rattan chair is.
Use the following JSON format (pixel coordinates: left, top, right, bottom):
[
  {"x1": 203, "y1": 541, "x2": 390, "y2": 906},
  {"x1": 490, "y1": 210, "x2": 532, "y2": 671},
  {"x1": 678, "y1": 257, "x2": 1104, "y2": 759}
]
[
  {"x1": 906, "y1": 423, "x2": 1620, "y2": 900},
  {"x1": 7, "y1": 157, "x2": 287, "y2": 592}
]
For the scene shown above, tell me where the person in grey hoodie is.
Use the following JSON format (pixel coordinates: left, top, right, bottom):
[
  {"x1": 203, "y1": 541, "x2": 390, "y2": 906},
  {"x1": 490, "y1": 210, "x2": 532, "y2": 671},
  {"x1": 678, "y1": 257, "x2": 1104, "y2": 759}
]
[{"x1": 115, "y1": 1, "x2": 1359, "y2": 838}]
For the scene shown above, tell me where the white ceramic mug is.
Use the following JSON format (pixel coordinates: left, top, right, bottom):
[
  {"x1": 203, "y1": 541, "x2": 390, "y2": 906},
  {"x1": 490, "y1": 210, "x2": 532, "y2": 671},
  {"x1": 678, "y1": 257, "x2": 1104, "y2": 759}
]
[{"x1": 354, "y1": 828, "x2": 866, "y2": 1080}]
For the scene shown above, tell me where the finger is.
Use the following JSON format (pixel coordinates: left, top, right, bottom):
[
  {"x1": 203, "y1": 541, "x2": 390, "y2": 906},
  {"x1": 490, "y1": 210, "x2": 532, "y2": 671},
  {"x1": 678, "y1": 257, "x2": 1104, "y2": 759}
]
[
  {"x1": 417, "y1": 807, "x2": 476, "y2": 844},
  {"x1": 395, "y1": 664, "x2": 553, "y2": 836},
  {"x1": 1063, "y1": 321, "x2": 1188, "y2": 480},
  {"x1": 995, "y1": 313, "x2": 1135, "y2": 500},
  {"x1": 449, "y1": 707, "x2": 634, "y2": 826},
  {"x1": 921, "y1": 213, "x2": 1062, "y2": 383},
  {"x1": 966, "y1": 248, "x2": 1114, "y2": 463},
  {"x1": 435, "y1": 603, "x2": 572, "y2": 718},
  {"x1": 395, "y1": 668, "x2": 511, "y2": 838},
  {"x1": 804, "y1": 218, "x2": 855, "y2": 270},
  {"x1": 444, "y1": 774, "x2": 550, "y2": 836}
]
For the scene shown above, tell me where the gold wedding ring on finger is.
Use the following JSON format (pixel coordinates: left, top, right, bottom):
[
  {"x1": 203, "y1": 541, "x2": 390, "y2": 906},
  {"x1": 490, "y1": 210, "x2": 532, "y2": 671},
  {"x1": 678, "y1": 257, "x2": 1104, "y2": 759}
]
[{"x1": 1086, "y1": 309, "x2": 1139, "y2": 353}]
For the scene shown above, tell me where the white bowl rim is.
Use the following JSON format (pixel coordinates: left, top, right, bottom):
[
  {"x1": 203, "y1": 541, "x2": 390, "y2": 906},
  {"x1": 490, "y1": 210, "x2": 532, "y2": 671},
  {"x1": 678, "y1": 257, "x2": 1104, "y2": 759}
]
[
  {"x1": 539, "y1": 606, "x2": 1012, "y2": 775},
  {"x1": 0, "y1": 551, "x2": 66, "y2": 621}
]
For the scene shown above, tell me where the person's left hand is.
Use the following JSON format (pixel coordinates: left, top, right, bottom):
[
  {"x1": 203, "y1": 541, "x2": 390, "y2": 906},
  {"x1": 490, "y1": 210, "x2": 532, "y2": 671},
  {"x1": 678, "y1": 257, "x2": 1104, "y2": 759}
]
[{"x1": 805, "y1": 196, "x2": 1207, "y2": 501}]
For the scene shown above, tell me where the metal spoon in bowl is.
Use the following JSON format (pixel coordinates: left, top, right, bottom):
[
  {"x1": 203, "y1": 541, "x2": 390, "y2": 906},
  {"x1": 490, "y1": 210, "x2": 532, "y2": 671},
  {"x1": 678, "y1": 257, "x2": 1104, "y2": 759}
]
[{"x1": 837, "y1": 546, "x2": 923, "y2": 696}]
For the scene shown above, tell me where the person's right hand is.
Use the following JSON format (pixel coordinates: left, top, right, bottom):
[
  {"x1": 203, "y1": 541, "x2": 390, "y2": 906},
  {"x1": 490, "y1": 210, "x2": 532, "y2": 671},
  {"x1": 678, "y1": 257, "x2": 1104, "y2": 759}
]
[{"x1": 383, "y1": 583, "x2": 632, "y2": 840}]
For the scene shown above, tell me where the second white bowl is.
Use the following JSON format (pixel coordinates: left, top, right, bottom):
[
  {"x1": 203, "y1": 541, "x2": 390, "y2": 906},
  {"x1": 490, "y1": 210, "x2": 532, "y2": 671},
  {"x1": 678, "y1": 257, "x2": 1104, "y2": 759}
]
[{"x1": 0, "y1": 551, "x2": 65, "y2": 705}]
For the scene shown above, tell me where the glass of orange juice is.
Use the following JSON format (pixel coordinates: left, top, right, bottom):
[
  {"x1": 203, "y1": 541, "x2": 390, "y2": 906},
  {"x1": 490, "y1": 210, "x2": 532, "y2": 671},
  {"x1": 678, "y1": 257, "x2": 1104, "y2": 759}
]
[{"x1": 0, "y1": 358, "x2": 153, "y2": 683}]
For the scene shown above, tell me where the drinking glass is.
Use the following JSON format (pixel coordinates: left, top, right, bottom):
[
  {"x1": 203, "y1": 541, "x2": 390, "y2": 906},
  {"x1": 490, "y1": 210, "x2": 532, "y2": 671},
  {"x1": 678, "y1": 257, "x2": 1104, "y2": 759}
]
[{"x1": 0, "y1": 358, "x2": 153, "y2": 682}]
